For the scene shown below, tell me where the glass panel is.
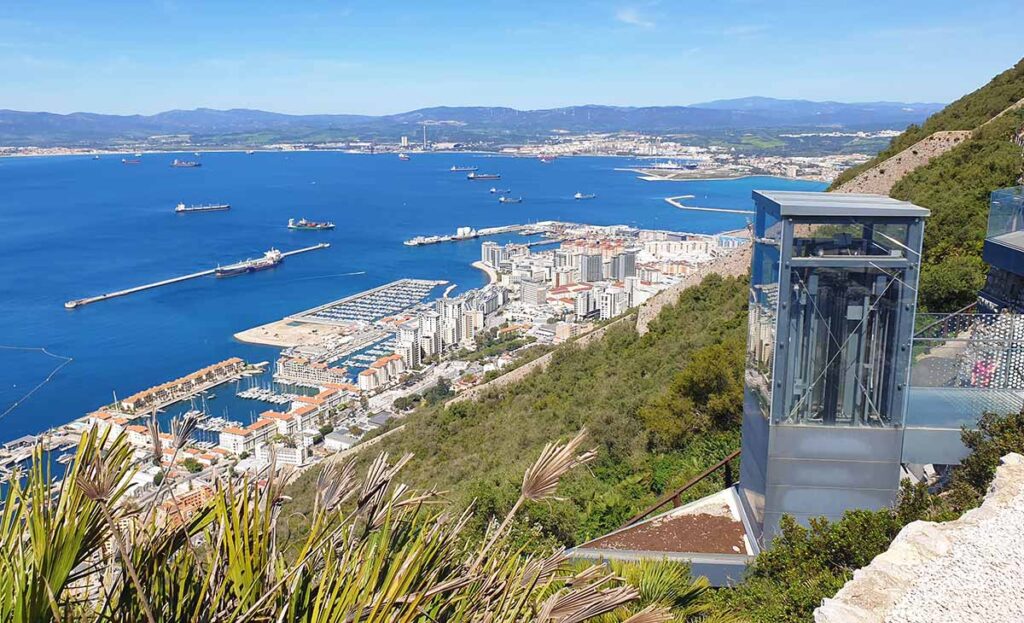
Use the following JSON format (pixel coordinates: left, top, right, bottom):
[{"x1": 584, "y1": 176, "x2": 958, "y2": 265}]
[
  {"x1": 987, "y1": 186, "x2": 1024, "y2": 240},
  {"x1": 791, "y1": 219, "x2": 910, "y2": 258},
  {"x1": 778, "y1": 265, "x2": 910, "y2": 427},
  {"x1": 746, "y1": 240, "x2": 780, "y2": 420}
]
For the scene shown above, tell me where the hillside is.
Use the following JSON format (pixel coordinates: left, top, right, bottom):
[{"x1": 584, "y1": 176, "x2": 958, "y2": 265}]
[
  {"x1": 286, "y1": 274, "x2": 749, "y2": 547},
  {"x1": 830, "y1": 57, "x2": 1024, "y2": 312},
  {"x1": 0, "y1": 98, "x2": 943, "y2": 147},
  {"x1": 831, "y1": 58, "x2": 1024, "y2": 189}
]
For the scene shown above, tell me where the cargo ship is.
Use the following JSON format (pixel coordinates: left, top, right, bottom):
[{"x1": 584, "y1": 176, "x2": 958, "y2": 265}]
[
  {"x1": 398, "y1": 153, "x2": 410, "y2": 161},
  {"x1": 450, "y1": 165, "x2": 478, "y2": 172},
  {"x1": 171, "y1": 159, "x2": 202, "y2": 168},
  {"x1": 122, "y1": 158, "x2": 141, "y2": 165},
  {"x1": 176, "y1": 202, "x2": 230, "y2": 213},
  {"x1": 288, "y1": 218, "x2": 335, "y2": 230},
  {"x1": 215, "y1": 248, "x2": 283, "y2": 277},
  {"x1": 489, "y1": 187, "x2": 511, "y2": 194},
  {"x1": 467, "y1": 172, "x2": 500, "y2": 180},
  {"x1": 498, "y1": 196, "x2": 522, "y2": 204},
  {"x1": 574, "y1": 192, "x2": 597, "y2": 200}
]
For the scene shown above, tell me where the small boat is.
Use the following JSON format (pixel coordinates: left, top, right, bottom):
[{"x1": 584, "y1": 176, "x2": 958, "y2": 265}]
[
  {"x1": 245, "y1": 150, "x2": 255, "y2": 155},
  {"x1": 134, "y1": 152, "x2": 143, "y2": 157},
  {"x1": 450, "y1": 165, "x2": 478, "y2": 172},
  {"x1": 489, "y1": 187, "x2": 511, "y2": 194},
  {"x1": 288, "y1": 218, "x2": 336, "y2": 230},
  {"x1": 205, "y1": 393, "x2": 217, "y2": 400},
  {"x1": 468, "y1": 172, "x2": 500, "y2": 180},
  {"x1": 57, "y1": 453, "x2": 75, "y2": 465},
  {"x1": 121, "y1": 158, "x2": 141, "y2": 165},
  {"x1": 498, "y1": 196, "x2": 523, "y2": 204},
  {"x1": 92, "y1": 155, "x2": 100, "y2": 160},
  {"x1": 574, "y1": 192, "x2": 597, "y2": 200},
  {"x1": 538, "y1": 155, "x2": 556, "y2": 163},
  {"x1": 398, "y1": 153, "x2": 410, "y2": 161}
]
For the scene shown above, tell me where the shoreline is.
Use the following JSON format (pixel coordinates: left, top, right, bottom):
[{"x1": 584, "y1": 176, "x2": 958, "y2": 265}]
[{"x1": 472, "y1": 261, "x2": 499, "y2": 286}]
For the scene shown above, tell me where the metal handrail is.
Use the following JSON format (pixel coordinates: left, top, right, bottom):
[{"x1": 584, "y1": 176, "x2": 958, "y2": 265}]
[{"x1": 619, "y1": 449, "x2": 740, "y2": 529}]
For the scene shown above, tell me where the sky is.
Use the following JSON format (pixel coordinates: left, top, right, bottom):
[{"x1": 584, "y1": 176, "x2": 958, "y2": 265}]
[{"x1": 1, "y1": 0, "x2": 1022, "y2": 116}]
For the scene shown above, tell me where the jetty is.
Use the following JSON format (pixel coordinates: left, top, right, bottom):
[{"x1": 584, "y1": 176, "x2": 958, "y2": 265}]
[
  {"x1": 64, "y1": 243, "x2": 330, "y2": 309},
  {"x1": 664, "y1": 196, "x2": 754, "y2": 215}
]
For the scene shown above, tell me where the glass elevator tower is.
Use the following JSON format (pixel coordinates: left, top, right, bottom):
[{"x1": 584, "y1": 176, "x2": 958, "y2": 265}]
[{"x1": 739, "y1": 191, "x2": 929, "y2": 541}]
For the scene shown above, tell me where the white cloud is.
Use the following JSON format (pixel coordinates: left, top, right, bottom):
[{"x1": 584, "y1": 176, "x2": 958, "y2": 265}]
[{"x1": 615, "y1": 7, "x2": 655, "y2": 28}]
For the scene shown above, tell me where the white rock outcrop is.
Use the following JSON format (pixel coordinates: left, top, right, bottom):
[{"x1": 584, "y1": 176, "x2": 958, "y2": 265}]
[{"x1": 815, "y1": 453, "x2": 1024, "y2": 623}]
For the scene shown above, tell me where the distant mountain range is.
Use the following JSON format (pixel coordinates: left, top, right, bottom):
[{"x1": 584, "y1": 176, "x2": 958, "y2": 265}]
[{"x1": 0, "y1": 98, "x2": 945, "y2": 147}]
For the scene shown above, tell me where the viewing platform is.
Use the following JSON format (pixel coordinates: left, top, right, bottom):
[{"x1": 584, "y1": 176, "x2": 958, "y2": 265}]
[{"x1": 64, "y1": 243, "x2": 329, "y2": 309}]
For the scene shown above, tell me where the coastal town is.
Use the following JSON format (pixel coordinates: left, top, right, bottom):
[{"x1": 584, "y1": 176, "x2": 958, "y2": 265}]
[
  {"x1": 0, "y1": 219, "x2": 750, "y2": 501},
  {"x1": 0, "y1": 129, "x2": 871, "y2": 183}
]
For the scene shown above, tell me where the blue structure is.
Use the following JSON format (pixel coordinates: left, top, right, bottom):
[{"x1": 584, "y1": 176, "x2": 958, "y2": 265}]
[
  {"x1": 980, "y1": 186, "x2": 1024, "y2": 311},
  {"x1": 741, "y1": 191, "x2": 929, "y2": 541}
]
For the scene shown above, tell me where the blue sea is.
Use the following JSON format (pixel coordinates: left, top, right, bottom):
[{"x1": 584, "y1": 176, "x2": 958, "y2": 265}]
[{"x1": 0, "y1": 152, "x2": 824, "y2": 443}]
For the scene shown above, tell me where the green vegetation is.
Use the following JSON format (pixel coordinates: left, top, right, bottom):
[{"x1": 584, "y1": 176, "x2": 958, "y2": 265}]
[
  {"x1": 289, "y1": 274, "x2": 749, "y2": 548},
  {"x1": 892, "y1": 110, "x2": 1024, "y2": 310},
  {"x1": 1, "y1": 426, "x2": 740, "y2": 622},
  {"x1": 826, "y1": 57, "x2": 1024, "y2": 311},
  {"x1": 711, "y1": 410, "x2": 1024, "y2": 623},
  {"x1": 179, "y1": 457, "x2": 203, "y2": 473},
  {"x1": 831, "y1": 58, "x2": 1024, "y2": 189}
]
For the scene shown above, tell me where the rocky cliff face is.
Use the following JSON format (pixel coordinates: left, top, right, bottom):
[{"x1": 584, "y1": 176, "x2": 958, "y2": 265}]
[{"x1": 815, "y1": 453, "x2": 1024, "y2": 623}]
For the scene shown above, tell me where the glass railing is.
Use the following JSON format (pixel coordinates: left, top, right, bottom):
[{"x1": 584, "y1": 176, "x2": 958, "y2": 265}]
[
  {"x1": 910, "y1": 310, "x2": 1024, "y2": 429},
  {"x1": 985, "y1": 186, "x2": 1024, "y2": 240}
]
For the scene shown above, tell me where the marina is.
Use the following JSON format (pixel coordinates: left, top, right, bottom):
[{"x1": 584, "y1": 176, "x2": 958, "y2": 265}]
[
  {"x1": 290, "y1": 278, "x2": 446, "y2": 326},
  {"x1": 64, "y1": 243, "x2": 329, "y2": 308}
]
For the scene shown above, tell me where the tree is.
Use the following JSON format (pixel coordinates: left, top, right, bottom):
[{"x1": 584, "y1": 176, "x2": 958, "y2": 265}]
[
  {"x1": 152, "y1": 470, "x2": 164, "y2": 486},
  {"x1": 180, "y1": 457, "x2": 202, "y2": 474}
]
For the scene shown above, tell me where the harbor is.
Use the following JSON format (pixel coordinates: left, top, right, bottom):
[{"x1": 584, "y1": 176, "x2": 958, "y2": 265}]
[{"x1": 64, "y1": 243, "x2": 330, "y2": 309}]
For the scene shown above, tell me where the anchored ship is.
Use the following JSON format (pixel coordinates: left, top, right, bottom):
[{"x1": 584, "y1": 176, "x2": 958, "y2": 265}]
[
  {"x1": 574, "y1": 192, "x2": 597, "y2": 200},
  {"x1": 450, "y1": 165, "x2": 478, "y2": 172},
  {"x1": 398, "y1": 153, "x2": 410, "y2": 161},
  {"x1": 176, "y1": 202, "x2": 230, "y2": 213},
  {"x1": 288, "y1": 218, "x2": 335, "y2": 230},
  {"x1": 467, "y1": 172, "x2": 500, "y2": 180},
  {"x1": 498, "y1": 196, "x2": 522, "y2": 204},
  {"x1": 489, "y1": 187, "x2": 511, "y2": 194},
  {"x1": 121, "y1": 158, "x2": 141, "y2": 165},
  {"x1": 170, "y1": 159, "x2": 202, "y2": 168},
  {"x1": 215, "y1": 248, "x2": 283, "y2": 277}
]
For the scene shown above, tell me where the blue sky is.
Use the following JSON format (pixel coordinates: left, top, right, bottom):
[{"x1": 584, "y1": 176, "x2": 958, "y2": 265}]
[{"x1": 1, "y1": 0, "x2": 1022, "y2": 115}]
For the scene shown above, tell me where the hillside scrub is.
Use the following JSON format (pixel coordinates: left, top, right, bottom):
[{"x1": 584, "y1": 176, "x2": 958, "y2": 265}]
[
  {"x1": 892, "y1": 109, "x2": 1024, "y2": 311},
  {"x1": 830, "y1": 57, "x2": 1024, "y2": 189}
]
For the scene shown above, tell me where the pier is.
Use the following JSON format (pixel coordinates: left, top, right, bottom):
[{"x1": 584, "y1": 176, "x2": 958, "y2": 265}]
[
  {"x1": 64, "y1": 243, "x2": 330, "y2": 309},
  {"x1": 664, "y1": 196, "x2": 754, "y2": 215}
]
